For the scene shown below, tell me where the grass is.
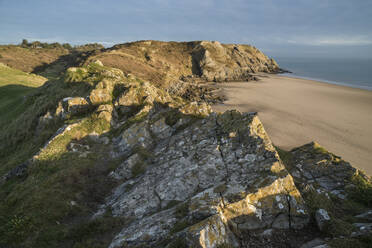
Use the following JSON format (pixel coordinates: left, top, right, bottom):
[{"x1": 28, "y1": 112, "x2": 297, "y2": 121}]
[
  {"x1": 274, "y1": 146, "x2": 293, "y2": 169},
  {"x1": 0, "y1": 63, "x2": 47, "y2": 125},
  {"x1": 312, "y1": 142, "x2": 330, "y2": 155},
  {"x1": 0, "y1": 115, "x2": 120, "y2": 247},
  {"x1": 0, "y1": 45, "x2": 69, "y2": 73},
  {"x1": 170, "y1": 220, "x2": 189, "y2": 234},
  {"x1": 131, "y1": 161, "x2": 146, "y2": 177},
  {"x1": 349, "y1": 173, "x2": 372, "y2": 207},
  {"x1": 0, "y1": 63, "x2": 122, "y2": 247},
  {"x1": 167, "y1": 237, "x2": 188, "y2": 248},
  {"x1": 328, "y1": 235, "x2": 372, "y2": 248}
]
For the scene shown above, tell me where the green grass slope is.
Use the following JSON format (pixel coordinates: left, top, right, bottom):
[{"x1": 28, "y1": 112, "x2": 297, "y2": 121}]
[{"x1": 0, "y1": 63, "x2": 47, "y2": 125}]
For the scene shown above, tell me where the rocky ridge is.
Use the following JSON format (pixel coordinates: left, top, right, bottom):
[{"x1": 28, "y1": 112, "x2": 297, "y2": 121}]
[
  {"x1": 82, "y1": 40, "x2": 279, "y2": 103},
  {"x1": 0, "y1": 60, "x2": 371, "y2": 248}
]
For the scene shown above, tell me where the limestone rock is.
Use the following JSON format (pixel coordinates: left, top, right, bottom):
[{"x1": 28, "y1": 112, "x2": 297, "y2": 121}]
[
  {"x1": 62, "y1": 97, "x2": 91, "y2": 116},
  {"x1": 96, "y1": 108, "x2": 309, "y2": 247},
  {"x1": 355, "y1": 210, "x2": 372, "y2": 222},
  {"x1": 109, "y1": 153, "x2": 142, "y2": 180},
  {"x1": 355, "y1": 210, "x2": 372, "y2": 221},
  {"x1": 114, "y1": 120, "x2": 153, "y2": 157},
  {"x1": 192, "y1": 41, "x2": 279, "y2": 82},
  {"x1": 286, "y1": 142, "x2": 357, "y2": 197},
  {"x1": 115, "y1": 80, "x2": 174, "y2": 116},
  {"x1": 179, "y1": 101, "x2": 211, "y2": 117},
  {"x1": 185, "y1": 215, "x2": 240, "y2": 248},
  {"x1": 96, "y1": 104, "x2": 114, "y2": 123},
  {"x1": 149, "y1": 117, "x2": 173, "y2": 139},
  {"x1": 315, "y1": 209, "x2": 330, "y2": 231},
  {"x1": 300, "y1": 238, "x2": 327, "y2": 248},
  {"x1": 89, "y1": 88, "x2": 112, "y2": 105},
  {"x1": 352, "y1": 223, "x2": 372, "y2": 235},
  {"x1": 92, "y1": 59, "x2": 104, "y2": 66},
  {"x1": 101, "y1": 67, "x2": 125, "y2": 79}
]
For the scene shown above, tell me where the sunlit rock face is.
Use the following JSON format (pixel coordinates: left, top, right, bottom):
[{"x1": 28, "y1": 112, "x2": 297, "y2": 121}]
[
  {"x1": 94, "y1": 105, "x2": 308, "y2": 248},
  {"x1": 192, "y1": 41, "x2": 279, "y2": 82}
]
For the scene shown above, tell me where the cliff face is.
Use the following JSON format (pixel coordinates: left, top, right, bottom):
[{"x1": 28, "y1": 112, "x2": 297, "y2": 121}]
[
  {"x1": 192, "y1": 41, "x2": 279, "y2": 82},
  {"x1": 0, "y1": 45, "x2": 371, "y2": 247},
  {"x1": 99, "y1": 107, "x2": 308, "y2": 248}
]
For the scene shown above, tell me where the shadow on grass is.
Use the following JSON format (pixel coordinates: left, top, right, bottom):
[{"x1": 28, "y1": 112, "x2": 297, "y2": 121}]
[{"x1": 0, "y1": 84, "x2": 37, "y2": 125}]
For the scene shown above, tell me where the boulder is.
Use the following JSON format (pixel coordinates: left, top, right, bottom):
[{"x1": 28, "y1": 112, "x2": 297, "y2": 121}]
[
  {"x1": 89, "y1": 79, "x2": 116, "y2": 105},
  {"x1": 62, "y1": 97, "x2": 91, "y2": 116}
]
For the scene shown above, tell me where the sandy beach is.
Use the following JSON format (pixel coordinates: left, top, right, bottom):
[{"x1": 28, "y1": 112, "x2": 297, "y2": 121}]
[{"x1": 213, "y1": 74, "x2": 372, "y2": 175}]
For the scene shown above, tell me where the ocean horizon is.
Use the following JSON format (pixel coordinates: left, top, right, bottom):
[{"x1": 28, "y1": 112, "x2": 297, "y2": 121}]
[{"x1": 275, "y1": 57, "x2": 372, "y2": 91}]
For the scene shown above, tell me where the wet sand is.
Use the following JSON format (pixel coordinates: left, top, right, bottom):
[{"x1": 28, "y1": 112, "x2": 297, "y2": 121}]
[{"x1": 212, "y1": 74, "x2": 372, "y2": 175}]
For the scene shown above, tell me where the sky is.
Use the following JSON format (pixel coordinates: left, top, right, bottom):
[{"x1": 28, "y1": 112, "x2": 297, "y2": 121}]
[{"x1": 1, "y1": 0, "x2": 372, "y2": 58}]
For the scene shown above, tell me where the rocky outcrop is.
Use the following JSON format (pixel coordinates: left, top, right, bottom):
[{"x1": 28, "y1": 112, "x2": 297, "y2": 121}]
[
  {"x1": 83, "y1": 40, "x2": 279, "y2": 89},
  {"x1": 192, "y1": 41, "x2": 279, "y2": 82},
  {"x1": 93, "y1": 105, "x2": 308, "y2": 247},
  {"x1": 285, "y1": 142, "x2": 365, "y2": 205},
  {"x1": 282, "y1": 142, "x2": 372, "y2": 244}
]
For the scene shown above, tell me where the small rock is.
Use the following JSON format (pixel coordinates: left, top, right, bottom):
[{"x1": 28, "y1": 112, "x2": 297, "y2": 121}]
[
  {"x1": 271, "y1": 213, "x2": 290, "y2": 229},
  {"x1": 300, "y1": 238, "x2": 326, "y2": 248},
  {"x1": 355, "y1": 210, "x2": 372, "y2": 221},
  {"x1": 315, "y1": 209, "x2": 331, "y2": 231},
  {"x1": 92, "y1": 60, "x2": 104, "y2": 66},
  {"x1": 261, "y1": 229, "x2": 273, "y2": 237},
  {"x1": 353, "y1": 223, "x2": 372, "y2": 231}
]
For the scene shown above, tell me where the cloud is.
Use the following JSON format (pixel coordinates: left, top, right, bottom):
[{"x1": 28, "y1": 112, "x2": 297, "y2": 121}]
[{"x1": 286, "y1": 35, "x2": 372, "y2": 46}]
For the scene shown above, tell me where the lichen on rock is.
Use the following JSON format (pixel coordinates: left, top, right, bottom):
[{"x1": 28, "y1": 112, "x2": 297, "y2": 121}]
[{"x1": 95, "y1": 107, "x2": 309, "y2": 247}]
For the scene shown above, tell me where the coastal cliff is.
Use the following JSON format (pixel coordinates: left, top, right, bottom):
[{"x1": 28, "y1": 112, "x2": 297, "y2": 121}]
[{"x1": 0, "y1": 42, "x2": 371, "y2": 248}]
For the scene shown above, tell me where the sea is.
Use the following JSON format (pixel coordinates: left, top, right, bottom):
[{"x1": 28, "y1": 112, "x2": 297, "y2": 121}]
[{"x1": 275, "y1": 57, "x2": 372, "y2": 91}]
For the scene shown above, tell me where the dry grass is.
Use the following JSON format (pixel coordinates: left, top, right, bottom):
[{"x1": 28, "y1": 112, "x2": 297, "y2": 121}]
[
  {"x1": 83, "y1": 40, "x2": 196, "y2": 88},
  {"x1": 0, "y1": 45, "x2": 69, "y2": 73}
]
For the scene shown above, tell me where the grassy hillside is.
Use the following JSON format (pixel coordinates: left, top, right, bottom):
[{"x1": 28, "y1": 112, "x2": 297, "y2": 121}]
[
  {"x1": 0, "y1": 63, "x2": 47, "y2": 125},
  {"x1": 0, "y1": 45, "x2": 70, "y2": 73}
]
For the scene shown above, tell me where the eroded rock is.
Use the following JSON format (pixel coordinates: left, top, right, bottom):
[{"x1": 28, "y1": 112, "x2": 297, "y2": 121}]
[{"x1": 97, "y1": 108, "x2": 309, "y2": 247}]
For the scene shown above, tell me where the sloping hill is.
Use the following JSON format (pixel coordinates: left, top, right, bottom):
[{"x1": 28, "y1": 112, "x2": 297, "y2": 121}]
[
  {"x1": 0, "y1": 43, "x2": 104, "y2": 80},
  {"x1": 0, "y1": 45, "x2": 70, "y2": 73}
]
